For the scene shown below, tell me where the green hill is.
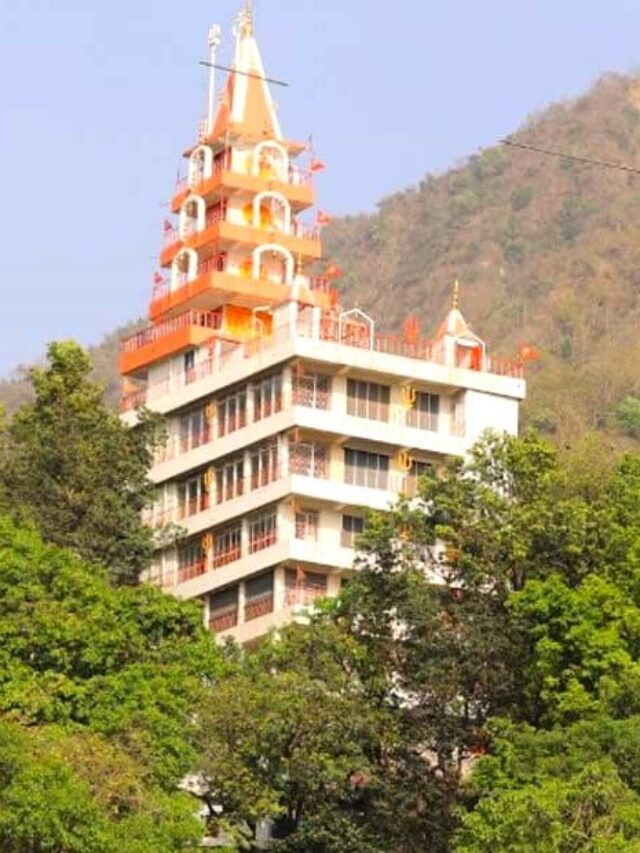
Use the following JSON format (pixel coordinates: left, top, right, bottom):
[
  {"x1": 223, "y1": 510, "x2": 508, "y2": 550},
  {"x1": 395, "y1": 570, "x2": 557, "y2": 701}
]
[{"x1": 5, "y1": 72, "x2": 640, "y2": 443}]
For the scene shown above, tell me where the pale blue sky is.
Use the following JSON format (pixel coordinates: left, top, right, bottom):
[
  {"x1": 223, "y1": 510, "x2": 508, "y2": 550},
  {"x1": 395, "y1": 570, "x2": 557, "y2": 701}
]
[{"x1": 2, "y1": 0, "x2": 640, "y2": 374}]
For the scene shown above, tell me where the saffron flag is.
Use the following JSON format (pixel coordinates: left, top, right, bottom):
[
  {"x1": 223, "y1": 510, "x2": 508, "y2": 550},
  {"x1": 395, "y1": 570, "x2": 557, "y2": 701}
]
[
  {"x1": 325, "y1": 264, "x2": 343, "y2": 279},
  {"x1": 316, "y1": 210, "x2": 332, "y2": 226},
  {"x1": 518, "y1": 344, "x2": 540, "y2": 362},
  {"x1": 153, "y1": 272, "x2": 164, "y2": 285},
  {"x1": 309, "y1": 158, "x2": 326, "y2": 173},
  {"x1": 163, "y1": 219, "x2": 173, "y2": 233}
]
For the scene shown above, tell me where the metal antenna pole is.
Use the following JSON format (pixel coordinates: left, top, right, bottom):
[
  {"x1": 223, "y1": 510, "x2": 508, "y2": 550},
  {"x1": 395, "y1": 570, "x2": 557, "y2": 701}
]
[{"x1": 207, "y1": 24, "x2": 222, "y2": 136}]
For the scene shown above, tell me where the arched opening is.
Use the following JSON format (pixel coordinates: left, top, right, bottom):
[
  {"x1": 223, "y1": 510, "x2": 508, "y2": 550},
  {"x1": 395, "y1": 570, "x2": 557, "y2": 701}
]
[
  {"x1": 180, "y1": 195, "x2": 205, "y2": 238},
  {"x1": 253, "y1": 245, "x2": 294, "y2": 285},
  {"x1": 188, "y1": 146, "x2": 213, "y2": 187},
  {"x1": 252, "y1": 141, "x2": 289, "y2": 182},
  {"x1": 172, "y1": 248, "x2": 198, "y2": 291},
  {"x1": 252, "y1": 192, "x2": 290, "y2": 233}
]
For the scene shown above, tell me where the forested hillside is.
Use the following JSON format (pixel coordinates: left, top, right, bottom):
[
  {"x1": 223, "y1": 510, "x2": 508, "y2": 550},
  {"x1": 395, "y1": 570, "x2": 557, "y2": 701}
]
[{"x1": 5, "y1": 73, "x2": 640, "y2": 443}]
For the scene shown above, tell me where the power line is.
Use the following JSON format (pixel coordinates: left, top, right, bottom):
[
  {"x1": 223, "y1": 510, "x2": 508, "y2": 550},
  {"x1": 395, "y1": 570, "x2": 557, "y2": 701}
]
[
  {"x1": 501, "y1": 137, "x2": 640, "y2": 176},
  {"x1": 199, "y1": 61, "x2": 288, "y2": 88}
]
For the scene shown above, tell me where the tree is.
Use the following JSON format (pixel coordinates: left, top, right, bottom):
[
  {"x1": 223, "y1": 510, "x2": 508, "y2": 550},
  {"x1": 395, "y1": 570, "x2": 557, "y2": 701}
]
[
  {"x1": 0, "y1": 341, "x2": 164, "y2": 583},
  {"x1": 0, "y1": 515, "x2": 224, "y2": 849},
  {"x1": 455, "y1": 718, "x2": 640, "y2": 852},
  {"x1": 194, "y1": 622, "x2": 391, "y2": 850}
]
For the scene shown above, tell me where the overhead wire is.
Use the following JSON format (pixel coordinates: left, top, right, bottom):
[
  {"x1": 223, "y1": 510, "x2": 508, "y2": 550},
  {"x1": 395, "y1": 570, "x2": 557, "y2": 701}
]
[{"x1": 501, "y1": 137, "x2": 640, "y2": 175}]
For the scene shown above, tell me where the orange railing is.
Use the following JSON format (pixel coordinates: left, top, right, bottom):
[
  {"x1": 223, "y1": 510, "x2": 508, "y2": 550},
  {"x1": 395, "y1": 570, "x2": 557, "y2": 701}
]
[
  {"x1": 210, "y1": 606, "x2": 238, "y2": 633},
  {"x1": 178, "y1": 560, "x2": 206, "y2": 584},
  {"x1": 245, "y1": 593, "x2": 274, "y2": 622},
  {"x1": 121, "y1": 310, "x2": 222, "y2": 354},
  {"x1": 248, "y1": 528, "x2": 277, "y2": 554},
  {"x1": 213, "y1": 544, "x2": 241, "y2": 569}
]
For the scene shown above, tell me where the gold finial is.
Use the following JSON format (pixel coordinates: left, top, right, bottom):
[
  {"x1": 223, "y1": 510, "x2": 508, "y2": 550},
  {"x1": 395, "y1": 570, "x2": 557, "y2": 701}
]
[
  {"x1": 295, "y1": 253, "x2": 303, "y2": 277},
  {"x1": 453, "y1": 279, "x2": 460, "y2": 310}
]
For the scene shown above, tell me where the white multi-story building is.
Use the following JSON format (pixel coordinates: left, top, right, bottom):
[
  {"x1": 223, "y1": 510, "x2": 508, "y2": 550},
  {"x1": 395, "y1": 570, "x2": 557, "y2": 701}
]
[{"x1": 120, "y1": 8, "x2": 525, "y2": 644}]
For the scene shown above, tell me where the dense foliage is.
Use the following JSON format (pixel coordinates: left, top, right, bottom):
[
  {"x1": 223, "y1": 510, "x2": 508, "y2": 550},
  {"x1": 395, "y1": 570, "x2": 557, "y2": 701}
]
[
  {"x1": 0, "y1": 341, "x2": 163, "y2": 583},
  {"x1": 0, "y1": 516, "x2": 224, "y2": 851}
]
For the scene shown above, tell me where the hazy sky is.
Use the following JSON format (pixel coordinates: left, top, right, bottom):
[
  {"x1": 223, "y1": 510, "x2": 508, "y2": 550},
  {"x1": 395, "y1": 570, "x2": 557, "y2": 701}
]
[{"x1": 2, "y1": 0, "x2": 640, "y2": 374}]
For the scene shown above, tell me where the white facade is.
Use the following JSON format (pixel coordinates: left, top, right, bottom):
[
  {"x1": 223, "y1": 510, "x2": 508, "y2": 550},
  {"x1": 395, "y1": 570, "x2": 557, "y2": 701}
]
[{"x1": 132, "y1": 300, "x2": 525, "y2": 643}]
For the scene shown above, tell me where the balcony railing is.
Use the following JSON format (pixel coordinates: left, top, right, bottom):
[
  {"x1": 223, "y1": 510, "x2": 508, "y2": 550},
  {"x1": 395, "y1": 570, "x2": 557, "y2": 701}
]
[
  {"x1": 284, "y1": 586, "x2": 327, "y2": 608},
  {"x1": 210, "y1": 606, "x2": 238, "y2": 633},
  {"x1": 121, "y1": 310, "x2": 222, "y2": 354},
  {"x1": 178, "y1": 560, "x2": 206, "y2": 584},
  {"x1": 213, "y1": 544, "x2": 242, "y2": 569},
  {"x1": 122, "y1": 314, "x2": 523, "y2": 414},
  {"x1": 245, "y1": 593, "x2": 274, "y2": 622},
  {"x1": 292, "y1": 221, "x2": 320, "y2": 241}
]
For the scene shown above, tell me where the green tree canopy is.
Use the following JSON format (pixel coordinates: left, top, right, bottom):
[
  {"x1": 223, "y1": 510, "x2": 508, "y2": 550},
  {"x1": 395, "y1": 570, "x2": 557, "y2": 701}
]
[
  {"x1": 0, "y1": 341, "x2": 163, "y2": 583},
  {"x1": 0, "y1": 515, "x2": 225, "y2": 850}
]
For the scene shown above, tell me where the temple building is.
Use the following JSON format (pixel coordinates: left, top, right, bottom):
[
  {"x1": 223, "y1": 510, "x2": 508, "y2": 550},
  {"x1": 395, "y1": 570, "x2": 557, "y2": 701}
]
[{"x1": 119, "y1": 5, "x2": 526, "y2": 644}]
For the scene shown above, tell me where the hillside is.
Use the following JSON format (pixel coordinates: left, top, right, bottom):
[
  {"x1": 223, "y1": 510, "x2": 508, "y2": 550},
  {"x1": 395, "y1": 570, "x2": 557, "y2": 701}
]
[{"x1": 5, "y1": 72, "x2": 640, "y2": 443}]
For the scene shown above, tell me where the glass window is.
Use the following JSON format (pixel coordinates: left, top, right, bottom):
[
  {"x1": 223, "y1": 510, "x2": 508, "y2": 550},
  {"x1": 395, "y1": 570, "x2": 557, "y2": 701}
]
[
  {"x1": 295, "y1": 510, "x2": 319, "y2": 541},
  {"x1": 177, "y1": 472, "x2": 209, "y2": 519},
  {"x1": 293, "y1": 371, "x2": 331, "y2": 409},
  {"x1": 346, "y1": 379, "x2": 390, "y2": 421},
  {"x1": 244, "y1": 571, "x2": 274, "y2": 621},
  {"x1": 210, "y1": 586, "x2": 238, "y2": 633},
  {"x1": 215, "y1": 455, "x2": 244, "y2": 504},
  {"x1": 250, "y1": 441, "x2": 279, "y2": 489},
  {"x1": 406, "y1": 392, "x2": 440, "y2": 432},
  {"x1": 344, "y1": 448, "x2": 389, "y2": 490},
  {"x1": 284, "y1": 569, "x2": 327, "y2": 606},
  {"x1": 341, "y1": 515, "x2": 364, "y2": 547},
  {"x1": 253, "y1": 373, "x2": 283, "y2": 421},
  {"x1": 406, "y1": 460, "x2": 434, "y2": 496},
  {"x1": 289, "y1": 442, "x2": 328, "y2": 478},
  {"x1": 217, "y1": 387, "x2": 247, "y2": 437},
  {"x1": 177, "y1": 538, "x2": 205, "y2": 582},
  {"x1": 248, "y1": 507, "x2": 277, "y2": 554},
  {"x1": 179, "y1": 406, "x2": 210, "y2": 453},
  {"x1": 213, "y1": 524, "x2": 242, "y2": 568}
]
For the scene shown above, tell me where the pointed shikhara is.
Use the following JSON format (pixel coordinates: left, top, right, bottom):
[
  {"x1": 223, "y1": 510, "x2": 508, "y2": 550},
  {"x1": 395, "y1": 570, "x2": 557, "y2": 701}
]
[{"x1": 119, "y1": 8, "x2": 526, "y2": 643}]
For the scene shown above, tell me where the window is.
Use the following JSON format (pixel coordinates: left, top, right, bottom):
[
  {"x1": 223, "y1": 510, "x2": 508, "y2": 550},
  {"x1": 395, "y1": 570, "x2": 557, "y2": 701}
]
[
  {"x1": 289, "y1": 442, "x2": 328, "y2": 478},
  {"x1": 177, "y1": 539, "x2": 206, "y2": 583},
  {"x1": 217, "y1": 387, "x2": 247, "y2": 437},
  {"x1": 215, "y1": 455, "x2": 244, "y2": 504},
  {"x1": 344, "y1": 448, "x2": 389, "y2": 490},
  {"x1": 209, "y1": 586, "x2": 238, "y2": 633},
  {"x1": 293, "y1": 371, "x2": 331, "y2": 409},
  {"x1": 177, "y1": 472, "x2": 209, "y2": 519},
  {"x1": 248, "y1": 507, "x2": 277, "y2": 553},
  {"x1": 244, "y1": 571, "x2": 274, "y2": 621},
  {"x1": 452, "y1": 396, "x2": 465, "y2": 436},
  {"x1": 253, "y1": 373, "x2": 283, "y2": 421},
  {"x1": 213, "y1": 524, "x2": 242, "y2": 568},
  {"x1": 250, "y1": 441, "x2": 279, "y2": 489},
  {"x1": 406, "y1": 460, "x2": 434, "y2": 497},
  {"x1": 295, "y1": 510, "x2": 319, "y2": 541},
  {"x1": 284, "y1": 569, "x2": 327, "y2": 606},
  {"x1": 184, "y1": 350, "x2": 195, "y2": 378},
  {"x1": 341, "y1": 515, "x2": 364, "y2": 548},
  {"x1": 179, "y1": 407, "x2": 210, "y2": 453},
  {"x1": 346, "y1": 379, "x2": 390, "y2": 421},
  {"x1": 406, "y1": 392, "x2": 440, "y2": 432}
]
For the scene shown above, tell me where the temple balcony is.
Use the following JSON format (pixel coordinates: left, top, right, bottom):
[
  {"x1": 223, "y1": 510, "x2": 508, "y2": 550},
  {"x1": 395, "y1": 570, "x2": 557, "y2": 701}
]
[
  {"x1": 171, "y1": 165, "x2": 315, "y2": 215},
  {"x1": 119, "y1": 309, "x2": 224, "y2": 377}
]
